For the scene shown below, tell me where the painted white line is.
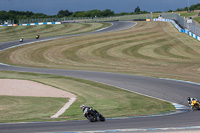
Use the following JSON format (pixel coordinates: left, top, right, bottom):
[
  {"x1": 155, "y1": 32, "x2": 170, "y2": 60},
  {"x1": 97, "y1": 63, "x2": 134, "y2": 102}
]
[
  {"x1": 94, "y1": 23, "x2": 113, "y2": 32},
  {"x1": 47, "y1": 126, "x2": 200, "y2": 133},
  {"x1": 0, "y1": 37, "x2": 63, "y2": 52},
  {"x1": 51, "y1": 97, "x2": 76, "y2": 118},
  {"x1": 131, "y1": 22, "x2": 137, "y2": 28}
]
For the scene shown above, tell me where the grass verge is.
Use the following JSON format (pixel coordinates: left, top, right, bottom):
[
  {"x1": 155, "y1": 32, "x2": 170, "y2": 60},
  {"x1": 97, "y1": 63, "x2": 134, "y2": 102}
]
[
  {"x1": 1, "y1": 22, "x2": 200, "y2": 83},
  {"x1": 0, "y1": 71, "x2": 175, "y2": 123},
  {"x1": 0, "y1": 96, "x2": 67, "y2": 123},
  {"x1": 0, "y1": 22, "x2": 111, "y2": 42},
  {"x1": 193, "y1": 16, "x2": 200, "y2": 23}
]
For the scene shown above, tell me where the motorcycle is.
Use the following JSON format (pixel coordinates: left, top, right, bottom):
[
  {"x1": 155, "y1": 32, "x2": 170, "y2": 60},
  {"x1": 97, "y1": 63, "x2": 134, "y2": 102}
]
[
  {"x1": 19, "y1": 38, "x2": 23, "y2": 42},
  {"x1": 191, "y1": 99, "x2": 200, "y2": 110},
  {"x1": 36, "y1": 35, "x2": 40, "y2": 39},
  {"x1": 85, "y1": 108, "x2": 105, "y2": 122}
]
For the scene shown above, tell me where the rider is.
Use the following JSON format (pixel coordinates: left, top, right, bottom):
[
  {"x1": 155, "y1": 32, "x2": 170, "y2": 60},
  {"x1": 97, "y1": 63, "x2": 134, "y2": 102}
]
[
  {"x1": 19, "y1": 37, "x2": 23, "y2": 42},
  {"x1": 80, "y1": 104, "x2": 98, "y2": 117},
  {"x1": 36, "y1": 34, "x2": 40, "y2": 39},
  {"x1": 187, "y1": 97, "x2": 198, "y2": 106},
  {"x1": 80, "y1": 104, "x2": 93, "y2": 117}
]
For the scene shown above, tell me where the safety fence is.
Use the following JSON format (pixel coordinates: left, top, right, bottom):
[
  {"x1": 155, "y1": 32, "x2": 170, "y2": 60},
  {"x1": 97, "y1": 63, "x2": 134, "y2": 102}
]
[
  {"x1": 0, "y1": 14, "x2": 152, "y2": 26},
  {"x1": 20, "y1": 22, "x2": 61, "y2": 26},
  {"x1": 160, "y1": 13, "x2": 200, "y2": 37},
  {"x1": 0, "y1": 20, "x2": 14, "y2": 25},
  {"x1": 18, "y1": 14, "x2": 152, "y2": 24},
  {"x1": 0, "y1": 24, "x2": 17, "y2": 27},
  {"x1": 154, "y1": 18, "x2": 200, "y2": 41},
  {"x1": 0, "y1": 20, "x2": 15, "y2": 26}
]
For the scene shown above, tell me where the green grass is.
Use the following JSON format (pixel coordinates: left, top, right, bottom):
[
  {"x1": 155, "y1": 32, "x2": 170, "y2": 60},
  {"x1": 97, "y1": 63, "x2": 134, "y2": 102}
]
[
  {"x1": 1, "y1": 21, "x2": 198, "y2": 123},
  {"x1": 179, "y1": 12, "x2": 198, "y2": 18},
  {"x1": 193, "y1": 16, "x2": 200, "y2": 23},
  {"x1": 0, "y1": 23, "x2": 111, "y2": 42},
  {"x1": 0, "y1": 71, "x2": 175, "y2": 123},
  {"x1": 0, "y1": 96, "x2": 67, "y2": 123}
]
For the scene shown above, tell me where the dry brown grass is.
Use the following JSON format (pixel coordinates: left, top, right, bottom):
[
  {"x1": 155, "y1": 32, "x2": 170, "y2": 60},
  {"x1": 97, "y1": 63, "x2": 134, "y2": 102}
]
[
  {"x1": 0, "y1": 23, "x2": 110, "y2": 42},
  {"x1": 1, "y1": 21, "x2": 200, "y2": 83}
]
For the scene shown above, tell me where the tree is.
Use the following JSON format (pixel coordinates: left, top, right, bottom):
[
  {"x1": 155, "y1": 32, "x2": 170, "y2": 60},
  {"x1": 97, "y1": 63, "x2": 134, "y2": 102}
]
[
  {"x1": 57, "y1": 10, "x2": 73, "y2": 17},
  {"x1": 86, "y1": 10, "x2": 101, "y2": 17},
  {"x1": 101, "y1": 9, "x2": 114, "y2": 17},
  {"x1": 168, "y1": 10, "x2": 173, "y2": 12},
  {"x1": 134, "y1": 6, "x2": 140, "y2": 14},
  {"x1": 190, "y1": 3, "x2": 200, "y2": 10}
]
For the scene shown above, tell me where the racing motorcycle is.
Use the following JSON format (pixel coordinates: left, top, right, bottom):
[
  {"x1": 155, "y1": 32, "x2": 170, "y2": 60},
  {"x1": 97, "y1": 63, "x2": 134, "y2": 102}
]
[
  {"x1": 191, "y1": 99, "x2": 200, "y2": 110},
  {"x1": 85, "y1": 108, "x2": 105, "y2": 122},
  {"x1": 36, "y1": 34, "x2": 40, "y2": 39},
  {"x1": 19, "y1": 37, "x2": 23, "y2": 42}
]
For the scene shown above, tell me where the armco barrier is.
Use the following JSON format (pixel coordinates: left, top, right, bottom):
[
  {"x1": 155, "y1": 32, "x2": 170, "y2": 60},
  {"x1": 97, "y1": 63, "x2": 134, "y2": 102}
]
[
  {"x1": 0, "y1": 24, "x2": 17, "y2": 27},
  {"x1": 0, "y1": 22, "x2": 61, "y2": 26},
  {"x1": 20, "y1": 22, "x2": 61, "y2": 26},
  {"x1": 154, "y1": 18, "x2": 200, "y2": 41}
]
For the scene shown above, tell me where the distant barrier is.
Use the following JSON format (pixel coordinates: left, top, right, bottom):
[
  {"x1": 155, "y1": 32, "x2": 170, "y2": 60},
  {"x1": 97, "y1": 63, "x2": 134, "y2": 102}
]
[
  {"x1": 160, "y1": 13, "x2": 200, "y2": 37},
  {"x1": 0, "y1": 22, "x2": 61, "y2": 26},
  {"x1": 0, "y1": 20, "x2": 14, "y2": 25},
  {"x1": 20, "y1": 22, "x2": 61, "y2": 26},
  {"x1": 0, "y1": 24, "x2": 17, "y2": 27},
  {"x1": 19, "y1": 14, "x2": 152, "y2": 24},
  {"x1": 154, "y1": 18, "x2": 200, "y2": 41}
]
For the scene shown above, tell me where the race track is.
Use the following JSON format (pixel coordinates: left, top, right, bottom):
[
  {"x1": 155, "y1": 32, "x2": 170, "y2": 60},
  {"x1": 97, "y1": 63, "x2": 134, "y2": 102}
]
[{"x1": 0, "y1": 21, "x2": 200, "y2": 133}]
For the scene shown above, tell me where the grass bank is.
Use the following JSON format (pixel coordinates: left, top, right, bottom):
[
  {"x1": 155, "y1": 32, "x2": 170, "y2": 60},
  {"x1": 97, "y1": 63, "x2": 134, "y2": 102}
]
[
  {"x1": 0, "y1": 96, "x2": 67, "y2": 123},
  {"x1": 0, "y1": 71, "x2": 175, "y2": 123},
  {"x1": 0, "y1": 22, "x2": 111, "y2": 42},
  {"x1": 179, "y1": 11, "x2": 199, "y2": 18},
  {"x1": 1, "y1": 21, "x2": 200, "y2": 83},
  {"x1": 193, "y1": 16, "x2": 200, "y2": 23}
]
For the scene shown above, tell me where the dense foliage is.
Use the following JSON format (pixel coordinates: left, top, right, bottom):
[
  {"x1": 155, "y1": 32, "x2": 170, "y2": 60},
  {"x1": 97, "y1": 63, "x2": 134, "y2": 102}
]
[
  {"x1": 169, "y1": 3, "x2": 200, "y2": 12},
  {"x1": 0, "y1": 7, "x2": 147, "y2": 24},
  {"x1": 1, "y1": 3, "x2": 200, "y2": 24},
  {"x1": 0, "y1": 10, "x2": 55, "y2": 24}
]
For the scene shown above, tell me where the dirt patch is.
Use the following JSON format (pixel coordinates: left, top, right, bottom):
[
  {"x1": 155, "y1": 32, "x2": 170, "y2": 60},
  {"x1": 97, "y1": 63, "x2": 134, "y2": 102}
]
[{"x1": 0, "y1": 79, "x2": 76, "y2": 98}]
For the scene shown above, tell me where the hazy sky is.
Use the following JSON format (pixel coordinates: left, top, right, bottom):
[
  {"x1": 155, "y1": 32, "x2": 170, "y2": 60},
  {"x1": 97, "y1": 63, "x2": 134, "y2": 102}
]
[{"x1": 0, "y1": 0, "x2": 200, "y2": 15}]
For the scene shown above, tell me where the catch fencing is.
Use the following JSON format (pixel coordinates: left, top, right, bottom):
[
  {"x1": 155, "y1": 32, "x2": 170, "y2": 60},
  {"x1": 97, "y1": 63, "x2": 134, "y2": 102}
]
[
  {"x1": 160, "y1": 13, "x2": 200, "y2": 37},
  {"x1": 154, "y1": 18, "x2": 200, "y2": 41},
  {"x1": 0, "y1": 20, "x2": 15, "y2": 26},
  {"x1": 18, "y1": 13, "x2": 152, "y2": 25}
]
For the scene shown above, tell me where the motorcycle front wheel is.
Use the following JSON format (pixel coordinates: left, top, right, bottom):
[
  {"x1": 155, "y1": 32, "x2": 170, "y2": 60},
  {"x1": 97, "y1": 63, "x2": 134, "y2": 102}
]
[
  {"x1": 195, "y1": 104, "x2": 200, "y2": 110},
  {"x1": 99, "y1": 114, "x2": 105, "y2": 121}
]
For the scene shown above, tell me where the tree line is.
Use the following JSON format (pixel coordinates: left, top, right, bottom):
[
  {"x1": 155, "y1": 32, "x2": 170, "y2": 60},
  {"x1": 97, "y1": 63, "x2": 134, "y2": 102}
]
[
  {"x1": 168, "y1": 3, "x2": 200, "y2": 12},
  {"x1": 1, "y1": 3, "x2": 200, "y2": 24},
  {"x1": 0, "y1": 7, "x2": 146, "y2": 24}
]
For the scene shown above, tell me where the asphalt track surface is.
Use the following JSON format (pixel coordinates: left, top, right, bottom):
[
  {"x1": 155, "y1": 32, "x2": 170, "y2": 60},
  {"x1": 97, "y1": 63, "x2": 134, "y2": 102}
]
[{"x1": 0, "y1": 21, "x2": 200, "y2": 133}]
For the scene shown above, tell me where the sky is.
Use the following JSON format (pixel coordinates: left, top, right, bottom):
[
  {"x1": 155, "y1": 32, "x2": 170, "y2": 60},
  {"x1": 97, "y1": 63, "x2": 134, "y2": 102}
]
[{"x1": 0, "y1": 0, "x2": 200, "y2": 15}]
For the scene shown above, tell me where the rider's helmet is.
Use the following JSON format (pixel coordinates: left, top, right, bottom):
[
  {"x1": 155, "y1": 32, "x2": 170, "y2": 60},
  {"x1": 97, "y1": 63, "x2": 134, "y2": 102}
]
[
  {"x1": 80, "y1": 104, "x2": 85, "y2": 110},
  {"x1": 187, "y1": 97, "x2": 191, "y2": 101}
]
